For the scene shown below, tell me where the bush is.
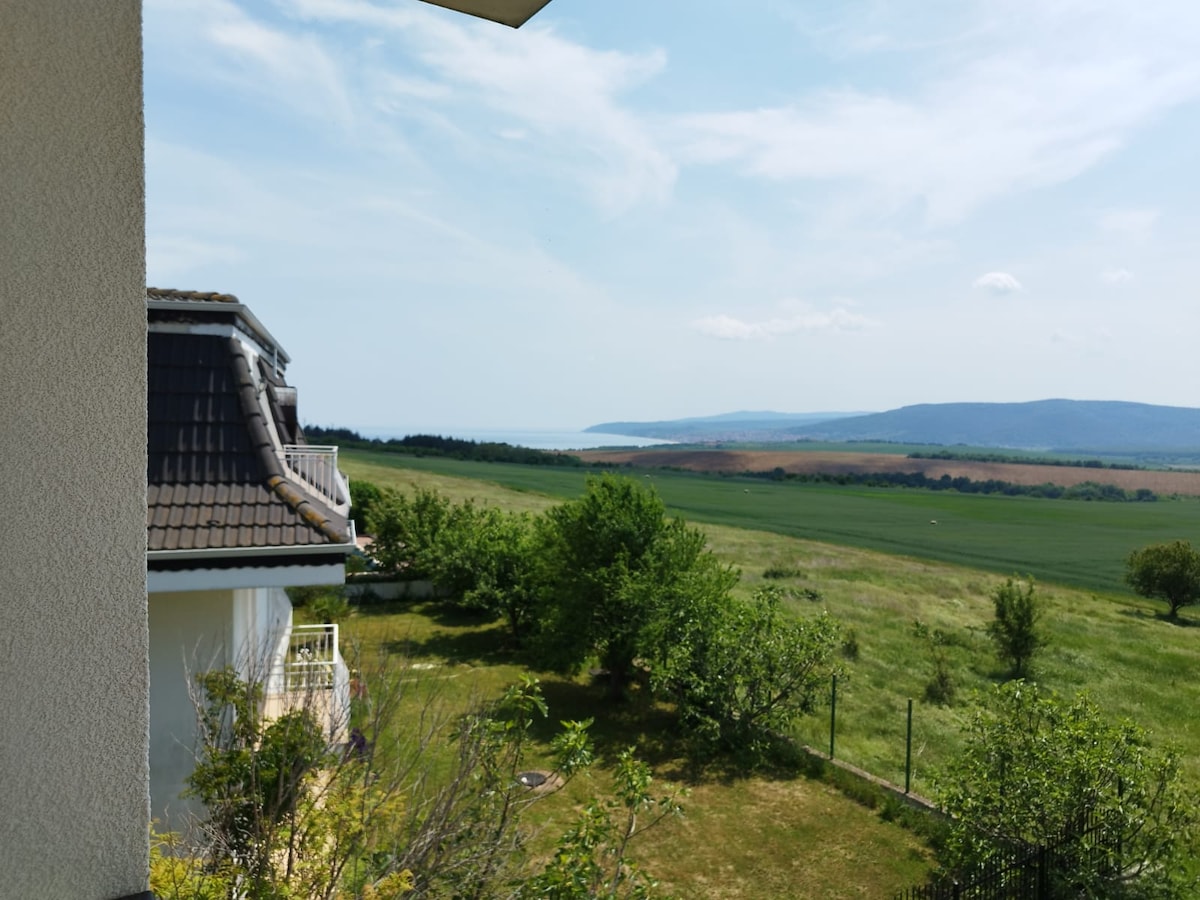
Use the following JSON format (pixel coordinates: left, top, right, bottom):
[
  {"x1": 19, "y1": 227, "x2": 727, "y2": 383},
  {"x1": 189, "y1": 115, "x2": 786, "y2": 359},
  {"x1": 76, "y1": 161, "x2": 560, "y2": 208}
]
[
  {"x1": 986, "y1": 576, "x2": 1043, "y2": 677},
  {"x1": 763, "y1": 565, "x2": 801, "y2": 579},
  {"x1": 913, "y1": 619, "x2": 956, "y2": 706}
]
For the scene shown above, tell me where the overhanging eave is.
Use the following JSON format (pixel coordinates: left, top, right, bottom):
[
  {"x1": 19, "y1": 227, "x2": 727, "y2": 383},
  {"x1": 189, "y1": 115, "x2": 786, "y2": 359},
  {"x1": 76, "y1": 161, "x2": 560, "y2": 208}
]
[{"x1": 418, "y1": 0, "x2": 552, "y2": 28}]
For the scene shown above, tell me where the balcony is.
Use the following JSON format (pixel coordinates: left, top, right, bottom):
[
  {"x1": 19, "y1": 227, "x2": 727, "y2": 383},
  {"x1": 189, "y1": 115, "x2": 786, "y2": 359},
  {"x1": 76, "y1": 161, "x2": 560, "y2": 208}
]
[
  {"x1": 280, "y1": 444, "x2": 351, "y2": 517},
  {"x1": 265, "y1": 623, "x2": 350, "y2": 742}
]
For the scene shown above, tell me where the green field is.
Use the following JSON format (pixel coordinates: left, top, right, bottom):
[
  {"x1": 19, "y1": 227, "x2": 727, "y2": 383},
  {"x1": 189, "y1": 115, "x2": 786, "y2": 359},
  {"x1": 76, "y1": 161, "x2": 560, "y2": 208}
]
[
  {"x1": 338, "y1": 448, "x2": 1200, "y2": 894},
  {"x1": 343, "y1": 449, "x2": 1200, "y2": 595}
]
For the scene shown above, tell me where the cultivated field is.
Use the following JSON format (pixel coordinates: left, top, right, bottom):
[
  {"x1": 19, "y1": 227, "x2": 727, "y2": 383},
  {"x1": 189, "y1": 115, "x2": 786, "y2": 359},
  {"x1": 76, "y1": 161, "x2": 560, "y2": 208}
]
[{"x1": 578, "y1": 449, "x2": 1200, "y2": 496}]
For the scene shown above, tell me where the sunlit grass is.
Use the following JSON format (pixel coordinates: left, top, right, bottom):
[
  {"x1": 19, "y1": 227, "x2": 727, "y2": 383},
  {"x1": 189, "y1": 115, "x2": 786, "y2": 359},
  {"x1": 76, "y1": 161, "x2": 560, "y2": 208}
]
[{"x1": 335, "y1": 451, "x2": 1200, "y2": 892}]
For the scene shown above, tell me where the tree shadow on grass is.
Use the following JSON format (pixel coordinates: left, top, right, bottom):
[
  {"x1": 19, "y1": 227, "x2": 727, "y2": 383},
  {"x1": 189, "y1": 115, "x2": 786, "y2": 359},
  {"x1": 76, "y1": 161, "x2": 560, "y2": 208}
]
[
  {"x1": 383, "y1": 626, "x2": 517, "y2": 668},
  {"x1": 530, "y1": 677, "x2": 686, "y2": 774},
  {"x1": 1117, "y1": 607, "x2": 1200, "y2": 627}
]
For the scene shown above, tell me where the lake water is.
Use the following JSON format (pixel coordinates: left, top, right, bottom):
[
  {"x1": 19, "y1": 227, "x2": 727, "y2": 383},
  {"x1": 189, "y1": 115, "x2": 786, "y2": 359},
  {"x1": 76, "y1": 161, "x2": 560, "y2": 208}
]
[{"x1": 356, "y1": 427, "x2": 674, "y2": 451}]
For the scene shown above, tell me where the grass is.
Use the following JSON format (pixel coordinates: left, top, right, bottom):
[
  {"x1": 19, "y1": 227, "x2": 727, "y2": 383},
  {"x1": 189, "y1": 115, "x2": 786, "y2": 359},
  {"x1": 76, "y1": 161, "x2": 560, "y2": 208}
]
[
  {"x1": 343, "y1": 449, "x2": 1200, "y2": 594},
  {"x1": 334, "y1": 600, "x2": 936, "y2": 899},
  {"x1": 338, "y1": 450, "x2": 1200, "y2": 891}
]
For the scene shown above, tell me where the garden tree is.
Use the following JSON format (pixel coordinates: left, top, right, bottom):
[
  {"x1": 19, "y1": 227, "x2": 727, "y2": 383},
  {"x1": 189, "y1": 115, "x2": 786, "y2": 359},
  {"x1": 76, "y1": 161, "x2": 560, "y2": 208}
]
[
  {"x1": 531, "y1": 473, "x2": 738, "y2": 700},
  {"x1": 156, "y1": 666, "x2": 676, "y2": 900},
  {"x1": 986, "y1": 576, "x2": 1043, "y2": 677},
  {"x1": 936, "y1": 682, "x2": 1198, "y2": 898},
  {"x1": 427, "y1": 505, "x2": 541, "y2": 643},
  {"x1": 650, "y1": 585, "x2": 843, "y2": 759},
  {"x1": 367, "y1": 486, "x2": 454, "y2": 578},
  {"x1": 348, "y1": 479, "x2": 383, "y2": 535},
  {"x1": 1125, "y1": 540, "x2": 1200, "y2": 619}
]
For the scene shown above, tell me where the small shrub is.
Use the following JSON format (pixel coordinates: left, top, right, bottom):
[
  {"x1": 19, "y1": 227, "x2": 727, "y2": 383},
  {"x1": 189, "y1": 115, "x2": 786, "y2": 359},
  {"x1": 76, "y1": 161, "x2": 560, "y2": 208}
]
[
  {"x1": 913, "y1": 619, "x2": 956, "y2": 706},
  {"x1": 987, "y1": 575, "x2": 1042, "y2": 677},
  {"x1": 763, "y1": 565, "x2": 801, "y2": 579},
  {"x1": 841, "y1": 628, "x2": 860, "y2": 660},
  {"x1": 308, "y1": 591, "x2": 351, "y2": 624}
]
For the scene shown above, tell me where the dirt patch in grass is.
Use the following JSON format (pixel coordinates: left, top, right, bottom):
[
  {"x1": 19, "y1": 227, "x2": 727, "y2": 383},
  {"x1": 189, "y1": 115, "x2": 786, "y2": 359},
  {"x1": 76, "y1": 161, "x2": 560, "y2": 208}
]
[{"x1": 578, "y1": 449, "x2": 1200, "y2": 495}]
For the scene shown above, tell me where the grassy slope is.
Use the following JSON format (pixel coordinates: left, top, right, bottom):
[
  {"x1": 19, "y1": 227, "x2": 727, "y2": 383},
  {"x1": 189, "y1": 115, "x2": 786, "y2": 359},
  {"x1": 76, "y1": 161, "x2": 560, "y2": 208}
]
[
  {"x1": 344, "y1": 450, "x2": 1200, "y2": 783},
  {"x1": 343, "y1": 449, "x2": 1200, "y2": 593},
  {"x1": 341, "y1": 454, "x2": 939, "y2": 896}
]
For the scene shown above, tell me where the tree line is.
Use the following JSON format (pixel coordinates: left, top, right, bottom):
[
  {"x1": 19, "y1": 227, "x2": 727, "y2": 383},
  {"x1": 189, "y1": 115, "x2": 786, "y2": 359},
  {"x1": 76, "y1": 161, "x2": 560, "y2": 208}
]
[
  {"x1": 304, "y1": 424, "x2": 584, "y2": 467},
  {"x1": 749, "y1": 467, "x2": 1159, "y2": 501}
]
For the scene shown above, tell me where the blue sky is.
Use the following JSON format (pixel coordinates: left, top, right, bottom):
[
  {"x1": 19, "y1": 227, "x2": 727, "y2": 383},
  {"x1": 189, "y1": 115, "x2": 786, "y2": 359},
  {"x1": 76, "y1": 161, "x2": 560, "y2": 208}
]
[{"x1": 145, "y1": 0, "x2": 1200, "y2": 431}]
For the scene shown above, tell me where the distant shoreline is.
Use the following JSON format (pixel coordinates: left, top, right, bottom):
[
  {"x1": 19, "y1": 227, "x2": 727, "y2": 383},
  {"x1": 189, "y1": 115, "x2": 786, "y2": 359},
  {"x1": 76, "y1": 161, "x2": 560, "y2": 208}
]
[{"x1": 352, "y1": 427, "x2": 675, "y2": 452}]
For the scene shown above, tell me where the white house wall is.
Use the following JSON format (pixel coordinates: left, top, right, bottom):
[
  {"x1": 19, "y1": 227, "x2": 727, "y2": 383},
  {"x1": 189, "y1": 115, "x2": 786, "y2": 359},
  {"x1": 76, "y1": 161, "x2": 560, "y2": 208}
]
[
  {"x1": 232, "y1": 586, "x2": 294, "y2": 696},
  {"x1": 148, "y1": 590, "x2": 234, "y2": 831},
  {"x1": 0, "y1": 2, "x2": 149, "y2": 897}
]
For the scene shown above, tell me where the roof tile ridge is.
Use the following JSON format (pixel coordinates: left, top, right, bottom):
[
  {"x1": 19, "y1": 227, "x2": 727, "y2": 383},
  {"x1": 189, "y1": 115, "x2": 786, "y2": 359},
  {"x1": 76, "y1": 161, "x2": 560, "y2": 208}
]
[{"x1": 228, "y1": 338, "x2": 351, "y2": 546}]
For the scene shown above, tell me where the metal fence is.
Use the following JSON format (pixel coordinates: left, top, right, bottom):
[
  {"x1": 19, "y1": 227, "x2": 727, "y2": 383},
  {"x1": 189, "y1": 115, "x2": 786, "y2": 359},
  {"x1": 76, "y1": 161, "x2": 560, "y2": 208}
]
[{"x1": 897, "y1": 810, "x2": 1114, "y2": 899}]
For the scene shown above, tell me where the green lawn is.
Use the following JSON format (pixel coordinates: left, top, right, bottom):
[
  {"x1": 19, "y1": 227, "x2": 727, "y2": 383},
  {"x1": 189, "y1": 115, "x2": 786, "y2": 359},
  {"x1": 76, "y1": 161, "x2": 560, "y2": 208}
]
[
  {"x1": 333, "y1": 600, "x2": 936, "y2": 899},
  {"x1": 337, "y1": 450, "x2": 1200, "y2": 892},
  {"x1": 343, "y1": 449, "x2": 1200, "y2": 594}
]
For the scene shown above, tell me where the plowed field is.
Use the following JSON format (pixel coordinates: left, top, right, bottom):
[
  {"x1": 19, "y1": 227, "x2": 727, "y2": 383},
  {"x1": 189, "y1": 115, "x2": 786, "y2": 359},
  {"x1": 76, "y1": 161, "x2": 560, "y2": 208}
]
[{"x1": 576, "y1": 449, "x2": 1200, "y2": 496}]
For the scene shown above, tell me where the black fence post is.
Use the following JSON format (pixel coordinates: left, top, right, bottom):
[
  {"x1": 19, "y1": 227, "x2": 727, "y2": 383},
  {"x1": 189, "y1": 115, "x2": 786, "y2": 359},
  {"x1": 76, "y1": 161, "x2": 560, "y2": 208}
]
[
  {"x1": 829, "y1": 673, "x2": 837, "y2": 759},
  {"x1": 905, "y1": 698, "x2": 913, "y2": 794}
]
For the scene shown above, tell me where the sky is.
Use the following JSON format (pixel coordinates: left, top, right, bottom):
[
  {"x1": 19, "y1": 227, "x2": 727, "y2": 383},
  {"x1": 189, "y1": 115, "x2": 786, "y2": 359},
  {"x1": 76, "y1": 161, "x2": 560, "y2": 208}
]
[{"x1": 144, "y1": 0, "x2": 1200, "y2": 431}]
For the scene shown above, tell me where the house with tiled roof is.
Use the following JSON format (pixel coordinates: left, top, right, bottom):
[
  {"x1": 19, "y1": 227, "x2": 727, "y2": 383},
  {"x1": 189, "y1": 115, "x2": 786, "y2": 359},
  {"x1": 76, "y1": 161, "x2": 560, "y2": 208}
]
[{"x1": 146, "y1": 287, "x2": 356, "y2": 828}]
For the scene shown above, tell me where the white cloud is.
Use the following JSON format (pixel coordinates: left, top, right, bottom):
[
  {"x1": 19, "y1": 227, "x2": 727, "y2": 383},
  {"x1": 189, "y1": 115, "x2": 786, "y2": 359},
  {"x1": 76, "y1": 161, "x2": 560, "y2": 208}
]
[
  {"x1": 973, "y1": 272, "x2": 1023, "y2": 293},
  {"x1": 1101, "y1": 267, "x2": 1133, "y2": 284},
  {"x1": 692, "y1": 304, "x2": 878, "y2": 341},
  {"x1": 280, "y1": 0, "x2": 675, "y2": 212},
  {"x1": 146, "y1": 0, "x2": 354, "y2": 128},
  {"x1": 674, "y1": 4, "x2": 1200, "y2": 225}
]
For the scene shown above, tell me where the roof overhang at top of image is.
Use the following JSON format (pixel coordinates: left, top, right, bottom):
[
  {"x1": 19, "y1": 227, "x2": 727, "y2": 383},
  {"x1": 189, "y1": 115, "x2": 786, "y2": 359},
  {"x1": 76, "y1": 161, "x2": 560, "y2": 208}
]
[{"x1": 419, "y1": 0, "x2": 553, "y2": 28}]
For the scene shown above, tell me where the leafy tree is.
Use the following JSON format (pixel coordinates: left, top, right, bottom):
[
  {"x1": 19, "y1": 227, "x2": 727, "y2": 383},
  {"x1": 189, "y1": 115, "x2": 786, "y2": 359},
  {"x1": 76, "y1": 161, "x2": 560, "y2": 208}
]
[
  {"x1": 1125, "y1": 540, "x2": 1200, "y2": 619},
  {"x1": 986, "y1": 576, "x2": 1043, "y2": 677},
  {"x1": 936, "y1": 682, "x2": 1197, "y2": 897},
  {"x1": 652, "y1": 585, "x2": 842, "y2": 759},
  {"x1": 427, "y1": 505, "x2": 541, "y2": 643},
  {"x1": 531, "y1": 473, "x2": 737, "y2": 700},
  {"x1": 367, "y1": 486, "x2": 454, "y2": 578},
  {"x1": 161, "y1": 667, "x2": 674, "y2": 900},
  {"x1": 348, "y1": 479, "x2": 383, "y2": 535}
]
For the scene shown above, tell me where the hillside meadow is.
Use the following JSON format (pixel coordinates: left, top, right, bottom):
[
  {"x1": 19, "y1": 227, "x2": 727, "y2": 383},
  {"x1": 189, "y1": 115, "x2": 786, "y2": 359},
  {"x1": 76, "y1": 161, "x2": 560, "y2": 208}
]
[
  {"x1": 337, "y1": 449, "x2": 1200, "y2": 893},
  {"x1": 341, "y1": 449, "x2": 1200, "y2": 593}
]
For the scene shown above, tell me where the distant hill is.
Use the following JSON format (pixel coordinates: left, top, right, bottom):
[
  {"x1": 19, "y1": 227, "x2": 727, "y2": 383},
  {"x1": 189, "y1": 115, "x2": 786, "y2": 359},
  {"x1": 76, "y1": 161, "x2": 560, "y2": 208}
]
[
  {"x1": 587, "y1": 401, "x2": 1200, "y2": 452},
  {"x1": 585, "y1": 411, "x2": 866, "y2": 442}
]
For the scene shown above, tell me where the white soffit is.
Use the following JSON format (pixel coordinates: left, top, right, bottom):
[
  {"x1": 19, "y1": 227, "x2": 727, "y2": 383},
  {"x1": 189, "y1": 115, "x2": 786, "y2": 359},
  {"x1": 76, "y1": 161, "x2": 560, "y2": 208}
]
[{"x1": 418, "y1": 0, "x2": 552, "y2": 28}]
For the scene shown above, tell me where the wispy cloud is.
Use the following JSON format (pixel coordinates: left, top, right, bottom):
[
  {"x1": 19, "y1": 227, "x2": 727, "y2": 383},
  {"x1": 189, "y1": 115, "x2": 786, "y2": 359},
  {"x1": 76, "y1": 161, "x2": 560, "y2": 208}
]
[
  {"x1": 146, "y1": 0, "x2": 354, "y2": 128},
  {"x1": 675, "y1": 4, "x2": 1200, "y2": 225},
  {"x1": 973, "y1": 272, "x2": 1023, "y2": 293},
  {"x1": 281, "y1": 0, "x2": 675, "y2": 211},
  {"x1": 693, "y1": 303, "x2": 878, "y2": 341}
]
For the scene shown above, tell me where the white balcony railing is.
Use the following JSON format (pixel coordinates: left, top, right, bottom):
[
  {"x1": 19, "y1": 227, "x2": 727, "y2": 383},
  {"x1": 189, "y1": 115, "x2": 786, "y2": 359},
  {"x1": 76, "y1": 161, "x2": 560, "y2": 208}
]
[
  {"x1": 280, "y1": 444, "x2": 351, "y2": 516},
  {"x1": 283, "y1": 623, "x2": 341, "y2": 691},
  {"x1": 269, "y1": 623, "x2": 350, "y2": 743}
]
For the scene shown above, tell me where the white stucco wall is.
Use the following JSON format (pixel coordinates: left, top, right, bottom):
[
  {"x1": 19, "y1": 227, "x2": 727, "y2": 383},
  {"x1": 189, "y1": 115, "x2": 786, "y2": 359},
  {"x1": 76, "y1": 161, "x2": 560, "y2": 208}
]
[
  {"x1": 232, "y1": 586, "x2": 294, "y2": 697},
  {"x1": 0, "y1": 3, "x2": 149, "y2": 898},
  {"x1": 148, "y1": 590, "x2": 235, "y2": 831}
]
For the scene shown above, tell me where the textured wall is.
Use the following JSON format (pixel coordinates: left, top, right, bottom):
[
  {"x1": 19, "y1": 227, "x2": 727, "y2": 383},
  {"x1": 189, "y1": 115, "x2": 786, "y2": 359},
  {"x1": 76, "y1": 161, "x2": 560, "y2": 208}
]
[
  {"x1": 148, "y1": 591, "x2": 233, "y2": 831},
  {"x1": 0, "y1": 3, "x2": 149, "y2": 898}
]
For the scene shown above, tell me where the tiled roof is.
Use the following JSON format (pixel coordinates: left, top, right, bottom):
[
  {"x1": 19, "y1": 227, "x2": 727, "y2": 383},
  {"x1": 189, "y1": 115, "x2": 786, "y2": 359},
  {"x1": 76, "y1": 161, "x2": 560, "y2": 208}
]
[
  {"x1": 147, "y1": 287, "x2": 240, "y2": 304},
  {"x1": 148, "y1": 330, "x2": 350, "y2": 555}
]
